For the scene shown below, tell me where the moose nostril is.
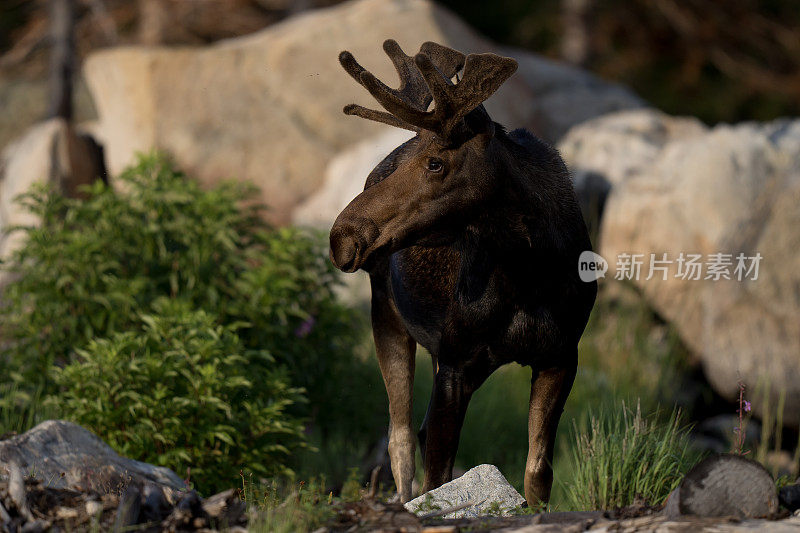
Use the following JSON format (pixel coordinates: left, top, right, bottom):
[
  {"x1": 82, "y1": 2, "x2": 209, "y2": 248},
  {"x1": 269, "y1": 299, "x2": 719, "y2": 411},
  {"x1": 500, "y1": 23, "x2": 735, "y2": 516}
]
[{"x1": 330, "y1": 232, "x2": 361, "y2": 272}]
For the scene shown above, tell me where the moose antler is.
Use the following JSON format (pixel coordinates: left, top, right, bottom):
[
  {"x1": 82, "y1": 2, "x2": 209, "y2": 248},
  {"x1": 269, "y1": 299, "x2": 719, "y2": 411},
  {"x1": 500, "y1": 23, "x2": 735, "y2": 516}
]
[
  {"x1": 339, "y1": 39, "x2": 465, "y2": 132},
  {"x1": 339, "y1": 39, "x2": 517, "y2": 140}
]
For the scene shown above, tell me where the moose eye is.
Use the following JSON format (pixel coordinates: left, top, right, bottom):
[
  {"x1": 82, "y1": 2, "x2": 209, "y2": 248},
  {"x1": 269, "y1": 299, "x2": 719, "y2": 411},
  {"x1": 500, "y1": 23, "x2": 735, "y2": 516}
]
[{"x1": 426, "y1": 158, "x2": 444, "y2": 173}]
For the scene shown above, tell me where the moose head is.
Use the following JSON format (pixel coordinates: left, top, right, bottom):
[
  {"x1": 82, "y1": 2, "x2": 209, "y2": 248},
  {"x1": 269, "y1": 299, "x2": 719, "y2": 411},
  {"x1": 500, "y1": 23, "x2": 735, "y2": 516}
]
[{"x1": 329, "y1": 40, "x2": 518, "y2": 273}]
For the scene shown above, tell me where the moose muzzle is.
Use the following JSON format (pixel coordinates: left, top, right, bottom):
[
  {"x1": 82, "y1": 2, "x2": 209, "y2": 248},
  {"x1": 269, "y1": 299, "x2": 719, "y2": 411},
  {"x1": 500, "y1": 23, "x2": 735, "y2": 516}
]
[{"x1": 329, "y1": 216, "x2": 381, "y2": 273}]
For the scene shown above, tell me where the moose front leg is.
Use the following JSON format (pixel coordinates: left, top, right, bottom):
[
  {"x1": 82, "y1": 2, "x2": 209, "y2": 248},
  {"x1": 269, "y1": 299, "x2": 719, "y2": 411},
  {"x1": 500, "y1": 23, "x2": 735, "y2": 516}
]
[
  {"x1": 371, "y1": 277, "x2": 417, "y2": 503},
  {"x1": 525, "y1": 361, "x2": 576, "y2": 507},
  {"x1": 421, "y1": 364, "x2": 468, "y2": 491}
]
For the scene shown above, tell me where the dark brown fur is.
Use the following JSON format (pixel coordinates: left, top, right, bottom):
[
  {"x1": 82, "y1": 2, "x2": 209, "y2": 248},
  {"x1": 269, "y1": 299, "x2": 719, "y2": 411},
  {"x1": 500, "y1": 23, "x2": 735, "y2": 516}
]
[{"x1": 329, "y1": 40, "x2": 597, "y2": 506}]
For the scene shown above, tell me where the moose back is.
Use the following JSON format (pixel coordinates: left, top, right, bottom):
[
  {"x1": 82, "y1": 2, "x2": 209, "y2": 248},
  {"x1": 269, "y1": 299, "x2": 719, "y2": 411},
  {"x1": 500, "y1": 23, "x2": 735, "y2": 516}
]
[{"x1": 329, "y1": 39, "x2": 597, "y2": 506}]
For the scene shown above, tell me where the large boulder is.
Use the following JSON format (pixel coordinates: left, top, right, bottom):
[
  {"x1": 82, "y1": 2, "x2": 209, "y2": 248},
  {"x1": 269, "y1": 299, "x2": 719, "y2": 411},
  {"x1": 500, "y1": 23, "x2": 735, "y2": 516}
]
[
  {"x1": 84, "y1": 0, "x2": 641, "y2": 223},
  {"x1": 560, "y1": 109, "x2": 800, "y2": 424},
  {"x1": 0, "y1": 421, "x2": 184, "y2": 497},
  {"x1": 292, "y1": 127, "x2": 414, "y2": 228}
]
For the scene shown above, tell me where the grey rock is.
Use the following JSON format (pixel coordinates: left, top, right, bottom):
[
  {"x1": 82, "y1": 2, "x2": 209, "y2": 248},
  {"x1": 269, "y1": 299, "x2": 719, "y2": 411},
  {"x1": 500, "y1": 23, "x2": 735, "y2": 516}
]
[
  {"x1": 665, "y1": 454, "x2": 778, "y2": 519},
  {"x1": 141, "y1": 484, "x2": 171, "y2": 523},
  {"x1": 0, "y1": 420, "x2": 184, "y2": 498},
  {"x1": 588, "y1": 514, "x2": 800, "y2": 533},
  {"x1": 780, "y1": 483, "x2": 800, "y2": 511},
  {"x1": 112, "y1": 485, "x2": 141, "y2": 532},
  {"x1": 19, "y1": 520, "x2": 51, "y2": 533},
  {"x1": 202, "y1": 489, "x2": 246, "y2": 527},
  {"x1": 405, "y1": 464, "x2": 525, "y2": 518},
  {"x1": 0, "y1": 500, "x2": 11, "y2": 527},
  {"x1": 7, "y1": 462, "x2": 32, "y2": 521},
  {"x1": 85, "y1": 499, "x2": 103, "y2": 518}
]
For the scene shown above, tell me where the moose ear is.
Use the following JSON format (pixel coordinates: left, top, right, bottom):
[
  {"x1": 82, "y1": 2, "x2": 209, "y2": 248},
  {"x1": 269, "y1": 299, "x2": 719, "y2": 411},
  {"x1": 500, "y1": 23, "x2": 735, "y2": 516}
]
[{"x1": 463, "y1": 105, "x2": 495, "y2": 137}]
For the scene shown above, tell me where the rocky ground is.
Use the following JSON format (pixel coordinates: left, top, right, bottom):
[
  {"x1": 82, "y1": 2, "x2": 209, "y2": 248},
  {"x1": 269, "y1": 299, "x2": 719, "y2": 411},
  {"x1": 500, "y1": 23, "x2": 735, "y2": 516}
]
[
  {"x1": 0, "y1": 474, "x2": 246, "y2": 532},
  {"x1": 3, "y1": 477, "x2": 798, "y2": 532},
  {"x1": 2, "y1": 423, "x2": 799, "y2": 532}
]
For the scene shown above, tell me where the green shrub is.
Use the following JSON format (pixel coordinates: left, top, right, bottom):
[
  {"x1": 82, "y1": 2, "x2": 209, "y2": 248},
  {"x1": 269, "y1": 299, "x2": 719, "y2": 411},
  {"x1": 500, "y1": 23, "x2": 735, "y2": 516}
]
[
  {"x1": 52, "y1": 299, "x2": 304, "y2": 494},
  {"x1": 224, "y1": 227, "x2": 381, "y2": 444},
  {"x1": 0, "y1": 152, "x2": 377, "y2": 487},
  {"x1": 563, "y1": 402, "x2": 700, "y2": 510},
  {"x1": 2, "y1": 153, "x2": 260, "y2": 380},
  {"x1": 0, "y1": 153, "x2": 357, "y2": 389}
]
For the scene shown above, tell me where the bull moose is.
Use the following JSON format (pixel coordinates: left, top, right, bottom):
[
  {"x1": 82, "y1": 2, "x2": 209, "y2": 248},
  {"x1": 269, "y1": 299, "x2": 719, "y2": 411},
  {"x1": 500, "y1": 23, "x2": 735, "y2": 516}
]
[{"x1": 329, "y1": 39, "x2": 597, "y2": 507}]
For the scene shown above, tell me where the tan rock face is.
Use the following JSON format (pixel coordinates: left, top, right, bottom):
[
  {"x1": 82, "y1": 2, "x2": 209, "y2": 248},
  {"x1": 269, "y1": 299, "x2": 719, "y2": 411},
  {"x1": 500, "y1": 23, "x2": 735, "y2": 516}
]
[
  {"x1": 560, "y1": 110, "x2": 800, "y2": 424},
  {"x1": 83, "y1": 0, "x2": 640, "y2": 224},
  {"x1": 292, "y1": 128, "x2": 414, "y2": 228},
  {"x1": 0, "y1": 118, "x2": 101, "y2": 261}
]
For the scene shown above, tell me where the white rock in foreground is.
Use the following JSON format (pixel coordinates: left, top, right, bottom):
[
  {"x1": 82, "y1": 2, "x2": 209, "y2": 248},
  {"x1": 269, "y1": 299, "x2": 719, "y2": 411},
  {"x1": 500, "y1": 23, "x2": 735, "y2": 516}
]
[{"x1": 405, "y1": 464, "x2": 525, "y2": 519}]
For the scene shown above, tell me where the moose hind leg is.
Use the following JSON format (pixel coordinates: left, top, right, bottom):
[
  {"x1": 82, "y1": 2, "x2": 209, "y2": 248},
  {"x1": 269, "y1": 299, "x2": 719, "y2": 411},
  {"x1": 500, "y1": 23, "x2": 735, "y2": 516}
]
[
  {"x1": 417, "y1": 353, "x2": 438, "y2": 461},
  {"x1": 371, "y1": 282, "x2": 417, "y2": 502},
  {"x1": 525, "y1": 362, "x2": 576, "y2": 507}
]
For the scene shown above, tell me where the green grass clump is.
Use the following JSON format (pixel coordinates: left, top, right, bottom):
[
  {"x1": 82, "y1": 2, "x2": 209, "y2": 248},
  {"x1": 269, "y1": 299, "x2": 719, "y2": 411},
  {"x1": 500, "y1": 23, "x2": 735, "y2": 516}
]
[
  {"x1": 564, "y1": 402, "x2": 700, "y2": 510},
  {"x1": 241, "y1": 474, "x2": 335, "y2": 533},
  {"x1": 0, "y1": 384, "x2": 57, "y2": 439}
]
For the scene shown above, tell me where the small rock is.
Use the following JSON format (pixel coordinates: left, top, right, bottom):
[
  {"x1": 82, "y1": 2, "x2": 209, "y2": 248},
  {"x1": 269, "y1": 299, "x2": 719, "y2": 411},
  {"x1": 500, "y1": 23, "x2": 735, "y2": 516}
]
[
  {"x1": 779, "y1": 483, "x2": 800, "y2": 512},
  {"x1": 202, "y1": 488, "x2": 246, "y2": 527},
  {"x1": 163, "y1": 490, "x2": 208, "y2": 530},
  {"x1": 55, "y1": 506, "x2": 80, "y2": 519},
  {"x1": 141, "y1": 484, "x2": 170, "y2": 523},
  {"x1": 113, "y1": 485, "x2": 141, "y2": 532},
  {"x1": 20, "y1": 520, "x2": 51, "y2": 533},
  {"x1": 7, "y1": 462, "x2": 32, "y2": 521},
  {"x1": 664, "y1": 454, "x2": 778, "y2": 519},
  {"x1": 0, "y1": 500, "x2": 11, "y2": 526},
  {"x1": 177, "y1": 490, "x2": 204, "y2": 515},
  {"x1": 85, "y1": 499, "x2": 104, "y2": 517},
  {"x1": 405, "y1": 464, "x2": 525, "y2": 519}
]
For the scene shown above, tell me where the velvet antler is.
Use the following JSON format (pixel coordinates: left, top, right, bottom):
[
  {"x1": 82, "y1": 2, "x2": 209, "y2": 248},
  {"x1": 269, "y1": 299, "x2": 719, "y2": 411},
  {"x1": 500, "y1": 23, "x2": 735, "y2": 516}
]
[
  {"x1": 340, "y1": 39, "x2": 517, "y2": 140},
  {"x1": 339, "y1": 39, "x2": 465, "y2": 132}
]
